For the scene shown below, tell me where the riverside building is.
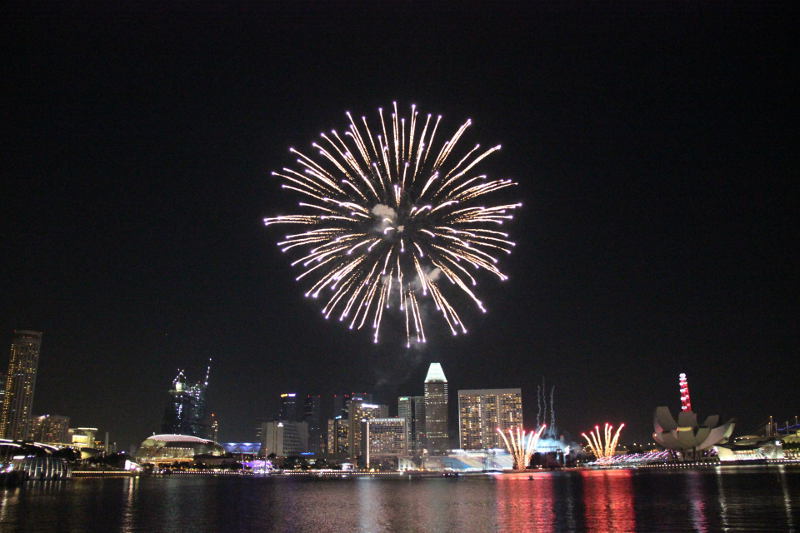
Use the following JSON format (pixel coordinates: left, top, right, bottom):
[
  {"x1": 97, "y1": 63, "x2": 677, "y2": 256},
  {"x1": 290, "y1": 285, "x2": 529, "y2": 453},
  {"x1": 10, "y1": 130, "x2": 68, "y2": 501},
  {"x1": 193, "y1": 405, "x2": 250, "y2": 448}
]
[
  {"x1": 398, "y1": 395, "x2": 425, "y2": 454},
  {"x1": 0, "y1": 330, "x2": 43, "y2": 440},
  {"x1": 424, "y1": 363, "x2": 449, "y2": 453},
  {"x1": 458, "y1": 388, "x2": 523, "y2": 450}
]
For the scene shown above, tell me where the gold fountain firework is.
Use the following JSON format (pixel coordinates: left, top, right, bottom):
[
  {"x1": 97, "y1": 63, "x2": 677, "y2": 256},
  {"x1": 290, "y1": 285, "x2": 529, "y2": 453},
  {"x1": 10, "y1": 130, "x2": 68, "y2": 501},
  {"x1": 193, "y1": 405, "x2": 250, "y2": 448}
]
[
  {"x1": 264, "y1": 102, "x2": 520, "y2": 346},
  {"x1": 581, "y1": 423, "x2": 625, "y2": 459},
  {"x1": 496, "y1": 425, "x2": 547, "y2": 470}
]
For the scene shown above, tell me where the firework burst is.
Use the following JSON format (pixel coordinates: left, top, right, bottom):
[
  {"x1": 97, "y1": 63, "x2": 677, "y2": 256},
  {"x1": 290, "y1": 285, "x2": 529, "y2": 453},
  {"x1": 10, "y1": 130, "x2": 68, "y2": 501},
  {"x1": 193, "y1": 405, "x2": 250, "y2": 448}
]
[
  {"x1": 581, "y1": 423, "x2": 625, "y2": 460},
  {"x1": 264, "y1": 102, "x2": 520, "y2": 346},
  {"x1": 497, "y1": 425, "x2": 547, "y2": 470}
]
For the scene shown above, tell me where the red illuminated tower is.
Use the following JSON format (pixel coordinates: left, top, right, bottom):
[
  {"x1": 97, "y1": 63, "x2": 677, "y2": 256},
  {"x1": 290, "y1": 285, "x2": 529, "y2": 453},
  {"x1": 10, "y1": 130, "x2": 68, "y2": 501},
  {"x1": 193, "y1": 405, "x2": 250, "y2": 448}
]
[{"x1": 678, "y1": 373, "x2": 692, "y2": 412}]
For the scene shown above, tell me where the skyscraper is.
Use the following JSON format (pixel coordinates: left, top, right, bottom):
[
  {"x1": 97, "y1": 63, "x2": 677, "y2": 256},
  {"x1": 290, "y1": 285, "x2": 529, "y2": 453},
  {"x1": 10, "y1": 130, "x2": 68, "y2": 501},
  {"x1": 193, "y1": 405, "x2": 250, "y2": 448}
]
[
  {"x1": 326, "y1": 416, "x2": 349, "y2": 459},
  {"x1": 303, "y1": 394, "x2": 322, "y2": 454},
  {"x1": 423, "y1": 362, "x2": 449, "y2": 453},
  {"x1": 1, "y1": 330, "x2": 43, "y2": 440},
  {"x1": 347, "y1": 399, "x2": 388, "y2": 461},
  {"x1": 277, "y1": 393, "x2": 298, "y2": 421},
  {"x1": 398, "y1": 395, "x2": 425, "y2": 454},
  {"x1": 161, "y1": 359, "x2": 212, "y2": 438},
  {"x1": 458, "y1": 388, "x2": 523, "y2": 450}
]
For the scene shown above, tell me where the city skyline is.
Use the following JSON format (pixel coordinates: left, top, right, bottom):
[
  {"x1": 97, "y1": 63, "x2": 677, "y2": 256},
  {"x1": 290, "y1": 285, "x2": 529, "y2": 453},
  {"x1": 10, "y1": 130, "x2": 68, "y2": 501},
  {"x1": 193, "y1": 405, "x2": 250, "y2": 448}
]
[{"x1": 2, "y1": 5, "x2": 796, "y2": 449}]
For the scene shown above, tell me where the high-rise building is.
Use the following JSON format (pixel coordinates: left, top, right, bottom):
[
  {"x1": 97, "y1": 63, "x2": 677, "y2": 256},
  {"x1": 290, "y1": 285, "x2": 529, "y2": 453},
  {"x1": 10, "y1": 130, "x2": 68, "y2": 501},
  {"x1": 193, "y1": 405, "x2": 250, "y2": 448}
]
[
  {"x1": 278, "y1": 393, "x2": 298, "y2": 421},
  {"x1": 398, "y1": 395, "x2": 425, "y2": 454},
  {"x1": 1, "y1": 330, "x2": 43, "y2": 440},
  {"x1": 260, "y1": 420, "x2": 308, "y2": 456},
  {"x1": 332, "y1": 393, "x2": 348, "y2": 419},
  {"x1": 304, "y1": 394, "x2": 322, "y2": 454},
  {"x1": 348, "y1": 399, "x2": 388, "y2": 461},
  {"x1": 424, "y1": 362, "x2": 449, "y2": 453},
  {"x1": 326, "y1": 415, "x2": 349, "y2": 458},
  {"x1": 458, "y1": 388, "x2": 523, "y2": 450},
  {"x1": 29, "y1": 414, "x2": 71, "y2": 444},
  {"x1": 161, "y1": 359, "x2": 212, "y2": 438},
  {"x1": 365, "y1": 417, "x2": 407, "y2": 468},
  {"x1": 0, "y1": 372, "x2": 6, "y2": 411}
]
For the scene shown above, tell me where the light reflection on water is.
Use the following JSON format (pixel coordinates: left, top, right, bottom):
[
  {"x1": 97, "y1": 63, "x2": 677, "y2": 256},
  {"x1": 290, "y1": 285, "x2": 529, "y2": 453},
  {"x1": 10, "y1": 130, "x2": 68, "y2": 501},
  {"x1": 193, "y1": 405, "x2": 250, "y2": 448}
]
[
  {"x1": 1, "y1": 467, "x2": 798, "y2": 532},
  {"x1": 496, "y1": 472, "x2": 555, "y2": 532},
  {"x1": 580, "y1": 469, "x2": 636, "y2": 532}
]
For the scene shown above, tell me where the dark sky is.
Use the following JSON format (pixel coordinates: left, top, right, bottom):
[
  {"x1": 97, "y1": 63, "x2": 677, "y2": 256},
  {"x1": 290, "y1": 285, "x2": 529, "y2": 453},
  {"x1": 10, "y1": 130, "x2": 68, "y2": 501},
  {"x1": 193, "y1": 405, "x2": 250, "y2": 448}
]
[{"x1": 2, "y1": 3, "x2": 796, "y2": 449}]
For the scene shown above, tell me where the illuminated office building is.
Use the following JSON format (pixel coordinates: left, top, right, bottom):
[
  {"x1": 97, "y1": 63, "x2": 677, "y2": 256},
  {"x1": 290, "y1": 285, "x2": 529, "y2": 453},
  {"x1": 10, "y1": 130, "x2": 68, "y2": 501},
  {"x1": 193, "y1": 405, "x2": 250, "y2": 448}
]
[
  {"x1": 1, "y1": 330, "x2": 43, "y2": 440},
  {"x1": 458, "y1": 388, "x2": 523, "y2": 450},
  {"x1": 424, "y1": 363, "x2": 449, "y2": 453},
  {"x1": 365, "y1": 417, "x2": 407, "y2": 468},
  {"x1": 327, "y1": 416, "x2": 349, "y2": 458},
  {"x1": 29, "y1": 414, "x2": 71, "y2": 444},
  {"x1": 347, "y1": 399, "x2": 387, "y2": 461},
  {"x1": 398, "y1": 395, "x2": 425, "y2": 454}
]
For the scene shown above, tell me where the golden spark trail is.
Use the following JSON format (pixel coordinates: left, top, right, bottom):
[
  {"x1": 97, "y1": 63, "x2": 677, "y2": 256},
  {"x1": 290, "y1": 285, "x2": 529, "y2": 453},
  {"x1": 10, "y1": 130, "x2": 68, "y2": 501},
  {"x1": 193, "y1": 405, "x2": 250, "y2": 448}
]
[
  {"x1": 264, "y1": 103, "x2": 520, "y2": 346},
  {"x1": 581, "y1": 423, "x2": 625, "y2": 460},
  {"x1": 497, "y1": 425, "x2": 547, "y2": 471}
]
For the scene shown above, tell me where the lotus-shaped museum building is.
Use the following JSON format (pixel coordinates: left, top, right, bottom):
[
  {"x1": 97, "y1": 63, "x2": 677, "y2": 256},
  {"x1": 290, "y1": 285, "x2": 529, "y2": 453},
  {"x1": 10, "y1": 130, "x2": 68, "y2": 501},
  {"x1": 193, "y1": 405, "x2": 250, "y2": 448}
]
[{"x1": 653, "y1": 406, "x2": 734, "y2": 457}]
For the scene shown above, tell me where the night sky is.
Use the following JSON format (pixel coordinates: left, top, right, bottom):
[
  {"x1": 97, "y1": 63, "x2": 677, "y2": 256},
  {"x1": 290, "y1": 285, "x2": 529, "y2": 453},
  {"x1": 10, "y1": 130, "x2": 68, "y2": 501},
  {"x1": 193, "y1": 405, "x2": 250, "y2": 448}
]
[{"x1": 2, "y1": 3, "x2": 796, "y2": 449}]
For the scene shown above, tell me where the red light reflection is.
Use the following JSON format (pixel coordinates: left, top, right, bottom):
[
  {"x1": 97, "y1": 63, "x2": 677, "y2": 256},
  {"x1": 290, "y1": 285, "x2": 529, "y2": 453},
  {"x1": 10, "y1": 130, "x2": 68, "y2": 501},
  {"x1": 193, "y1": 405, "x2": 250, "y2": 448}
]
[
  {"x1": 580, "y1": 469, "x2": 636, "y2": 532},
  {"x1": 495, "y1": 472, "x2": 555, "y2": 533}
]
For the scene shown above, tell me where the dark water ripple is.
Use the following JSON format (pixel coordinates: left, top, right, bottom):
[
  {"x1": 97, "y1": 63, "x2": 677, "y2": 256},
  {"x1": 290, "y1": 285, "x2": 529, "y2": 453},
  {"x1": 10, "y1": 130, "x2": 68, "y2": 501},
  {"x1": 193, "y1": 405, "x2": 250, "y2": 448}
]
[{"x1": 2, "y1": 466, "x2": 799, "y2": 532}]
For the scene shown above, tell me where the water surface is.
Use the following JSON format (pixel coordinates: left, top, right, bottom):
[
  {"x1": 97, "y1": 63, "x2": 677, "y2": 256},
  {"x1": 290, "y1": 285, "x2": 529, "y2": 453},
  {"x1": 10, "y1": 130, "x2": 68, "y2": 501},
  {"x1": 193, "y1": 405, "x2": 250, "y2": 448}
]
[{"x1": 2, "y1": 466, "x2": 798, "y2": 532}]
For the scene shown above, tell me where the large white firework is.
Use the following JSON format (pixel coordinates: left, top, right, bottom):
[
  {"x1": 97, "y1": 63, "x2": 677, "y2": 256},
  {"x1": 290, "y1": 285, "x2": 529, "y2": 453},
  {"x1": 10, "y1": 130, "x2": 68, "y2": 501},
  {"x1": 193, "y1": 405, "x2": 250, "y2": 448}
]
[{"x1": 264, "y1": 102, "x2": 520, "y2": 346}]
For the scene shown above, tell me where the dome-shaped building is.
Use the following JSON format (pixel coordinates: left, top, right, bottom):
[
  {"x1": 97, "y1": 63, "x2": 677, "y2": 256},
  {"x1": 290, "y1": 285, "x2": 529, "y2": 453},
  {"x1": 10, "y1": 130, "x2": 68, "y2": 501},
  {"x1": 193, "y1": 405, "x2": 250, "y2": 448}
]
[{"x1": 136, "y1": 434, "x2": 224, "y2": 465}]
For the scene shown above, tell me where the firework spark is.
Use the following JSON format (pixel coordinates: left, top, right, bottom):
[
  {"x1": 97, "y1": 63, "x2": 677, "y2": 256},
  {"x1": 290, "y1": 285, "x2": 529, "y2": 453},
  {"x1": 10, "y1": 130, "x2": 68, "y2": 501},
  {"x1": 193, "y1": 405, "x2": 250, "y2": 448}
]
[
  {"x1": 581, "y1": 423, "x2": 625, "y2": 460},
  {"x1": 264, "y1": 102, "x2": 520, "y2": 346},
  {"x1": 496, "y1": 425, "x2": 546, "y2": 470}
]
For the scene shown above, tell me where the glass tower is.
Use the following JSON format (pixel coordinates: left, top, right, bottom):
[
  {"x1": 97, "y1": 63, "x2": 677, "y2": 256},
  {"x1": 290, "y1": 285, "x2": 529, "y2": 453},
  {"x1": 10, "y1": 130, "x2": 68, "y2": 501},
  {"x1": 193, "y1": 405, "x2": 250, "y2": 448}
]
[
  {"x1": 398, "y1": 395, "x2": 425, "y2": 454},
  {"x1": 423, "y1": 362, "x2": 449, "y2": 453}
]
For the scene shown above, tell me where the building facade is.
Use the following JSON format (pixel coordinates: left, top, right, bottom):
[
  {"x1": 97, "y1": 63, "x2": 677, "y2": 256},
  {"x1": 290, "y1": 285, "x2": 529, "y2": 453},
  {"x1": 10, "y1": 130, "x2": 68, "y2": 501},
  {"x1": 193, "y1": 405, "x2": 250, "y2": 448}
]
[
  {"x1": 161, "y1": 360, "x2": 212, "y2": 438},
  {"x1": 29, "y1": 414, "x2": 71, "y2": 444},
  {"x1": 304, "y1": 394, "x2": 322, "y2": 454},
  {"x1": 398, "y1": 395, "x2": 425, "y2": 454},
  {"x1": 458, "y1": 388, "x2": 523, "y2": 450},
  {"x1": 347, "y1": 399, "x2": 388, "y2": 461},
  {"x1": 260, "y1": 420, "x2": 308, "y2": 457},
  {"x1": 70, "y1": 427, "x2": 99, "y2": 450},
  {"x1": 278, "y1": 393, "x2": 298, "y2": 421},
  {"x1": 327, "y1": 416, "x2": 349, "y2": 458},
  {"x1": 423, "y1": 363, "x2": 449, "y2": 453},
  {"x1": 365, "y1": 417, "x2": 408, "y2": 468},
  {"x1": 1, "y1": 330, "x2": 43, "y2": 440}
]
